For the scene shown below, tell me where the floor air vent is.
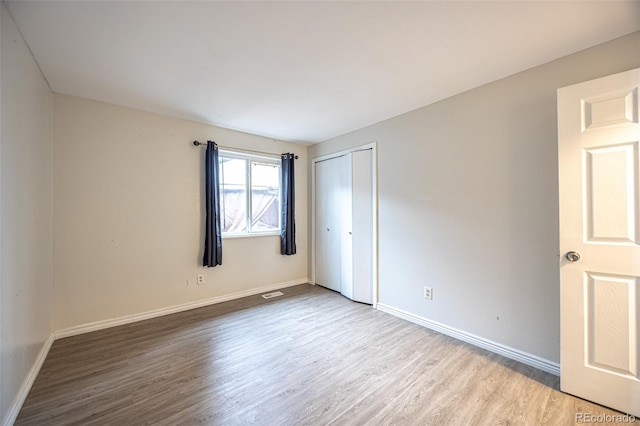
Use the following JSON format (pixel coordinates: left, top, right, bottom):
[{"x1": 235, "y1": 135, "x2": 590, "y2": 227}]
[{"x1": 261, "y1": 291, "x2": 284, "y2": 299}]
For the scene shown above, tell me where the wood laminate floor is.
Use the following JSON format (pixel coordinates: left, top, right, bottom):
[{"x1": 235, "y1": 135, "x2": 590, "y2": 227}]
[{"x1": 16, "y1": 284, "x2": 637, "y2": 425}]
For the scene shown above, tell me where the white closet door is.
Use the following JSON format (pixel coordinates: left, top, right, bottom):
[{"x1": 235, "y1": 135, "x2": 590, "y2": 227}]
[
  {"x1": 315, "y1": 155, "x2": 349, "y2": 292},
  {"x1": 315, "y1": 149, "x2": 373, "y2": 304},
  {"x1": 351, "y1": 149, "x2": 373, "y2": 304},
  {"x1": 340, "y1": 155, "x2": 354, "y2": 300}
]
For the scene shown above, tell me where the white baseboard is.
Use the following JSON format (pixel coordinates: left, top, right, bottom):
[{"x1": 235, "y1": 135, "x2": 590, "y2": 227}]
[
  {"x1": 376, "y1": 303, "x2": 560, "y2": 376},
  {"x1": 55, "y1": 278, "x2": 309, "y2": 339},
  {"x1": 3, "y1": 333, "x2": 55, "y2": 426}
]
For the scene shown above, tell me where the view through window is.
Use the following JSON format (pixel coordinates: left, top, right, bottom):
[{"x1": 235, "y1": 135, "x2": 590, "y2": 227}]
[{"x1": 219, "y1": 151, "x2": 280, "y2": 235}]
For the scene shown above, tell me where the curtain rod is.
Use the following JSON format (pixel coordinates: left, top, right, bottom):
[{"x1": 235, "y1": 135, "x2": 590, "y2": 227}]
[{"x1": 193, "y1": 140, "x2": 298, "y2": 159}]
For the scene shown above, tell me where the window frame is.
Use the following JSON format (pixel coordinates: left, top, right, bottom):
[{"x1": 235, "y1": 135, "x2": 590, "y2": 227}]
[{"x1": 218, "y1": 149, "x2": 282, "y2": 238}]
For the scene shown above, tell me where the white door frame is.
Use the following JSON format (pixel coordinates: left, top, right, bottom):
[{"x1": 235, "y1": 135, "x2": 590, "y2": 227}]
[{"x1": 311, "y1": 142, "x2": 378, "y2": 306}]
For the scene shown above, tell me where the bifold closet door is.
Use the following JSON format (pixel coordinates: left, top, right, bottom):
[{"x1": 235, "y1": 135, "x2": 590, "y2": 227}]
[
  {"x1": 315, "y1": 154, "x2": 351, "y2": 292},
  {"x1": 351, "y1": 149, "x2": 373, "y2": 304},
  {"x1": 315, "y1": 149, "x2": 373, "y2": 304}
]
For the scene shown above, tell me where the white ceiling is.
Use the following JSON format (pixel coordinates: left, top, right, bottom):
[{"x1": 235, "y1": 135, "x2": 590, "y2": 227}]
[{"x1": 5, "y1": 1, "x2": 640, "y2": 144}]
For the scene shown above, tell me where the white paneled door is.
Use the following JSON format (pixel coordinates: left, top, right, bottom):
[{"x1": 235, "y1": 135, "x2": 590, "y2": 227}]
[{"x1": 558, "y1": 68, "x2": 640, "y2": 416}]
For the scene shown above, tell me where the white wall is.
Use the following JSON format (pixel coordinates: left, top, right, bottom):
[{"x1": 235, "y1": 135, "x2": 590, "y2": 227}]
[
  {"x1": 53, "y1": 95, "x2": 308, "y2": 332},
  {"x1": 309, "y1": 31, "x2": 640, "y2": 364},
  {"x1": 0, "y1": 3, "x2": 54, "y2": 424}
]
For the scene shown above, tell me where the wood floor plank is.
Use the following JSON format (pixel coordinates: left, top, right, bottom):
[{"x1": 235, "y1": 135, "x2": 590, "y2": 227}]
[{"x1": 15, "y1": 284, "x2": 639, "y2": 425}]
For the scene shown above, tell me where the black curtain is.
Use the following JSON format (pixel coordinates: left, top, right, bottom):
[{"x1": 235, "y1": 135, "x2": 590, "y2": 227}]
[
  {"x1": 203, "y1": 141, "x2": 222, "y2": 267},
  {"x1": 280, "y1": 153, "x2": 296, "y2": 255}
]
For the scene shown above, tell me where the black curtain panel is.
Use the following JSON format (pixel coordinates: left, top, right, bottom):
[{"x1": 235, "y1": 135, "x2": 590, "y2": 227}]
[
  {"x1": 280, "y1": 153, "x2": 296, "y2": 255},
  {"x1": 203, "y1": 141, "x2": 222, "y2": 267}
]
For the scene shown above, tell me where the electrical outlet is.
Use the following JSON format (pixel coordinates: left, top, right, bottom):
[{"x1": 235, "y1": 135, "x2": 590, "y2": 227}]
[
  {"x1": 197, "y1": 275, "x2": 205, "y2": 284},
  {"x1": 423, "y1": 286, "x2": 433, "y2": 300}
]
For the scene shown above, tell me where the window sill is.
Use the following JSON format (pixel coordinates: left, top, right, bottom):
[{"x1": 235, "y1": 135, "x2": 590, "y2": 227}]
[{"x1": 222, "y1": 232, "x2": 280, "y2": 240}]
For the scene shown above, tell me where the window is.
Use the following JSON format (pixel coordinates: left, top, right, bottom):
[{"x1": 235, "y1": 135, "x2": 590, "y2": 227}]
[{"x1": 219, "y1": 150, "x2": 281, "y2": 236}]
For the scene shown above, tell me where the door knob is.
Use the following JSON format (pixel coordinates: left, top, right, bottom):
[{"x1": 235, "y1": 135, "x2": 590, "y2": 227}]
[{"x1": 565, "y1": 251, "x2": 581, "y2": 262}]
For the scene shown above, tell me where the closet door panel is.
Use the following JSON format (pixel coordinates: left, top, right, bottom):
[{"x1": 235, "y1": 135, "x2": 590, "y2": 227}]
[
  {"x1": 340, "y1": 155, "x2": 354, "y2": 300},
  {"x1": 351, "y1": 149, "x2": 373, "y2": 304},
  {"x1": 315, "y1": 150, "x2": 373, "y2": 304},
  {"x1": 315, "y1": 157, "x2": 342, "y2": 292}
]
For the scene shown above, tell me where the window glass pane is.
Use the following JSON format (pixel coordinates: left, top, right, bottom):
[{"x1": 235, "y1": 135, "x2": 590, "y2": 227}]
[
  {"x1": 251, "y1": 161, "x2": 280, "y2": 231},
  {"x1": 220, "y1": 157, "x2": 247, "y2": 233}
]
